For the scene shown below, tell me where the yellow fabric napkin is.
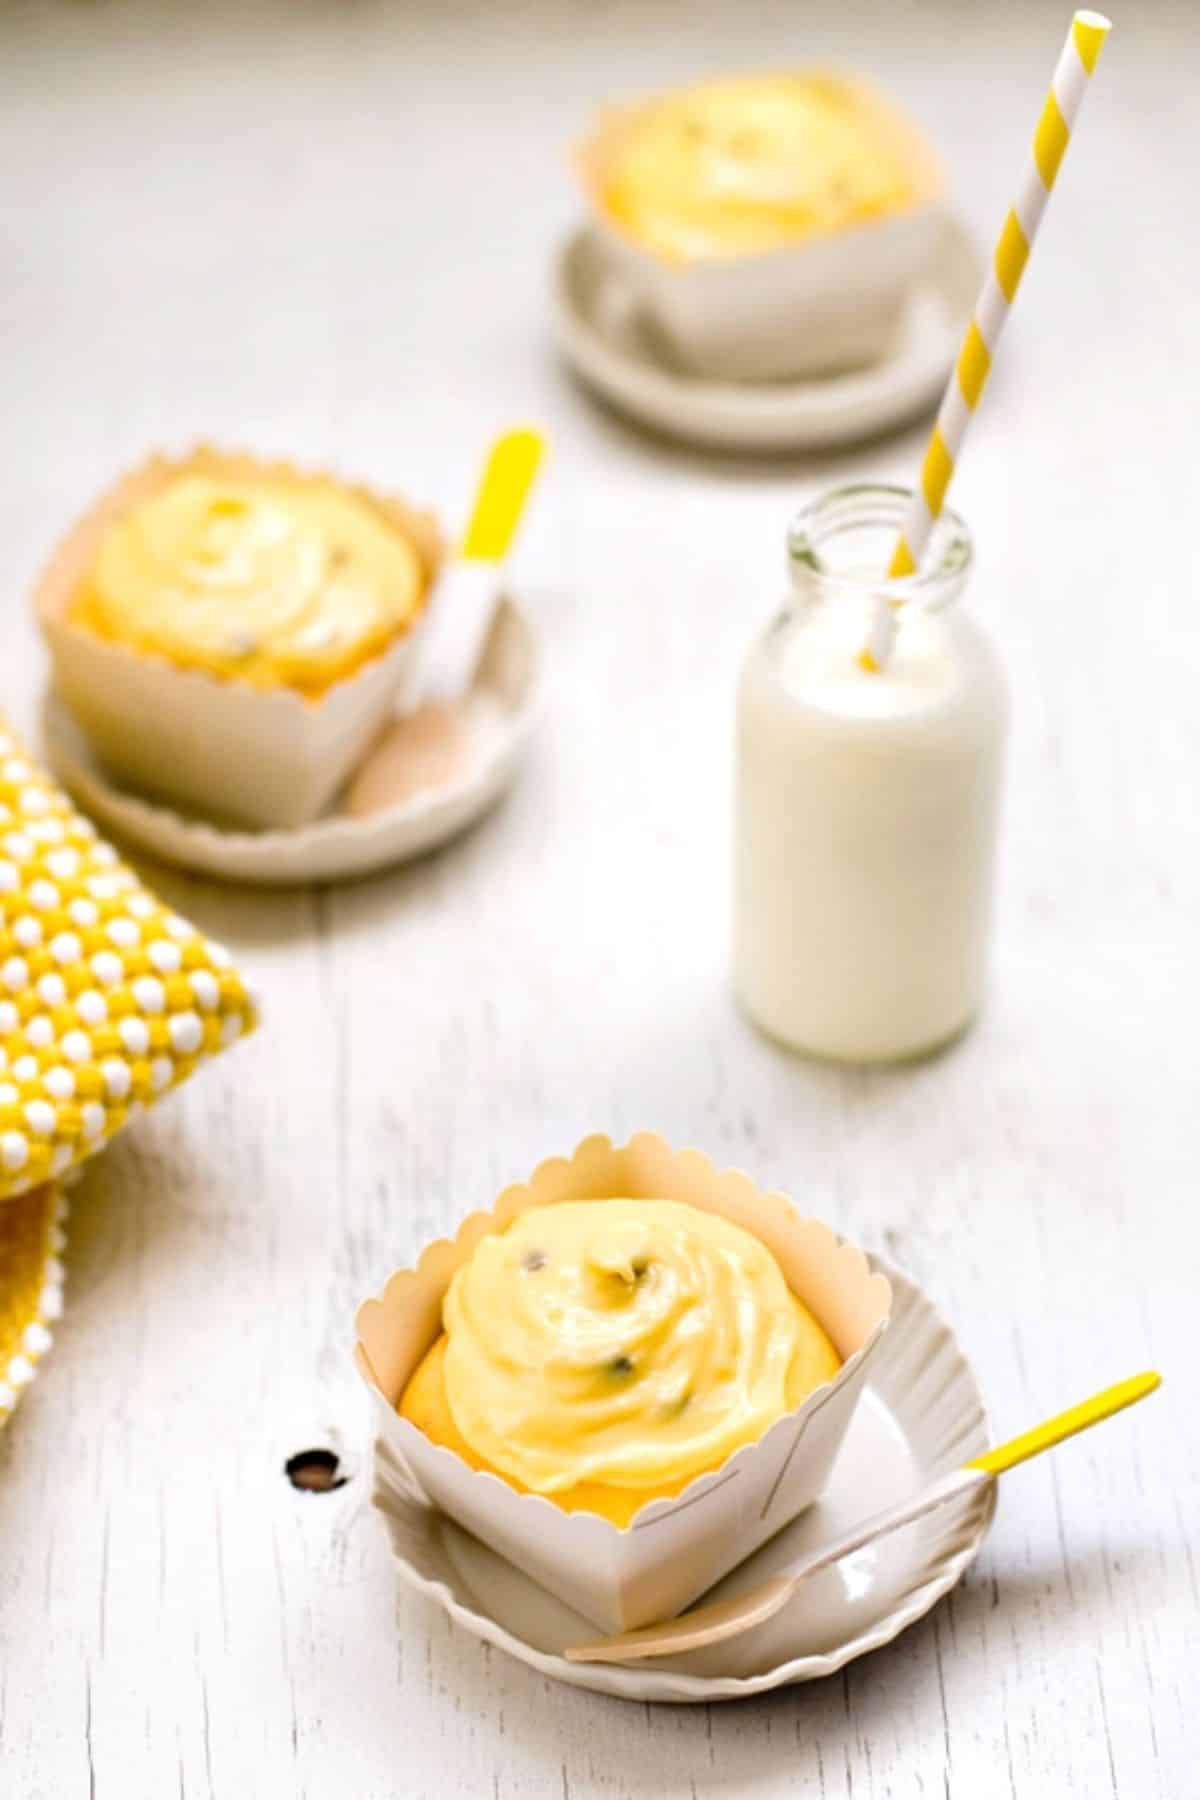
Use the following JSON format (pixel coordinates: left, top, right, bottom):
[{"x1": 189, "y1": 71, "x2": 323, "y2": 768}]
[
  {"x1": 0, "y1": 1180, "x2": 65, "y2": 1427},
  {"x1": 0, "y1": 715, "x2": 257, "y2": 1200}
]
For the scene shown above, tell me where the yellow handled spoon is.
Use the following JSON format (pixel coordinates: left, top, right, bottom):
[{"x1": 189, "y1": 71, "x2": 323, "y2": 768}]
[
  {"x1": 419, "y1": 426, "x2": 545, "y2": 704},
  {"x1": 345, "y1": 428, "x2": 544, "y2": 817},
  {"x1": 565, "y1": 1370, "x2": 1161, "y2": 1665}
]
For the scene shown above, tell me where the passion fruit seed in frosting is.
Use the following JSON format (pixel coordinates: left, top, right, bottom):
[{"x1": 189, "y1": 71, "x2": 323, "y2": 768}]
[
  {"x1": 594, "y1": 72, "x2": 941, "y2": 263},
  {"x1": 70, "y1": 474, "x2": 428, "y2": 693},
  {"x1": 438, "y1": 1198, "x2": 839, "y2": 1497}
]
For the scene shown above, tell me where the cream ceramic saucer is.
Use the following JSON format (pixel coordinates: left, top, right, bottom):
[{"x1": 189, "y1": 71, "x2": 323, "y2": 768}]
[
  {"x1": 40, "y1": 600, "x2": 539, "y2": 888},
  {"x1": 371, "y1": 1255, "x2": 995, "y2": 1702},
  {"x1": 551, "y1": 217, "x2": 982, "y2": 454}
]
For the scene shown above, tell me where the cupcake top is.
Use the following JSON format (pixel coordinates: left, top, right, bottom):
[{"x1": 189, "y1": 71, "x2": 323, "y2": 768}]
[
  {"x1": 437, "y1": 1198, "x2": 840, "y2": 1497},
  {"x1": 69, "y1": 469, "x2": 431, "y2": 694},
  {"x1": 582, "y1": 71, "x2": 942, "y2": 264}
]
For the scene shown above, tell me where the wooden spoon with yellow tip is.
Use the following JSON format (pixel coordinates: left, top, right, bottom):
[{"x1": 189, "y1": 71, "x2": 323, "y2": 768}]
[
  {"x1": 346, "y1": 426, "x2": 544, "y2": 818},
  {"x1": 565, "y1": 1371, "x2": 1161, "y2": 1664}
]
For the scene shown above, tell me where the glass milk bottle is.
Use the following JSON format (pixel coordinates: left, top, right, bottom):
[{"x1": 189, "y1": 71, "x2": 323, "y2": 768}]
[{"x1": 734, "y1": 484, "x2": 1008, "y2": 1063}]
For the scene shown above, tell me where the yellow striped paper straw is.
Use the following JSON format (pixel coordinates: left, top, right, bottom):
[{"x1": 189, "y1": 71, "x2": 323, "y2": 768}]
[{"x1": 862, "y1": 9, "x2": 1112, "y2": 669}]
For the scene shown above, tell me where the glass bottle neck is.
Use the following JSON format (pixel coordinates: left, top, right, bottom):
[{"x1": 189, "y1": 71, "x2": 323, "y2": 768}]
[{"x1": 786, "y1": 483, "x2": 973, "y2": 626}]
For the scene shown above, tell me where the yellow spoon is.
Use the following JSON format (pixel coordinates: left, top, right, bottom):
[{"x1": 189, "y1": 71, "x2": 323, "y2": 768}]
[
  {"x1": 565, "y1": 1370, "x2": 1161, "y2": 1665},
  {"x1": 419, "y1": 427, "x2": 545, "y2": 703}
]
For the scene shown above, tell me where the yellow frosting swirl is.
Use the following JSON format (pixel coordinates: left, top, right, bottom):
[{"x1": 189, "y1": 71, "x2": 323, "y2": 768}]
[
  {"x1": 420, "y1": 1199, "x2": 839, "y2": 1504},
  {"x1": 71, "y1": 474, "x2": 428, "y2": 693},
  {"x1": 588, "y1": 72, "x2": 941, "y2": 263}
]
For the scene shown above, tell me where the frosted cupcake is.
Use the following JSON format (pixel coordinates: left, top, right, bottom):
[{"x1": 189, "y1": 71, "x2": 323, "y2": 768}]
[
  {"x1": 37, "y1": 450, "x2": 442, "y2": 829},
  {"x1": 576, "y1": 71, "x2": 945, "y2": 379},
  {"x1": 357, "y1": 1133, "x2": 891, "y2": 1632},
  {"x1": 401, "y1": 1197, "x2": 842, "y2": 1527}
]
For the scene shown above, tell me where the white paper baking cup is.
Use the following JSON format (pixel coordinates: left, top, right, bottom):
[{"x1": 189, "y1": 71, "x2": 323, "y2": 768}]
[
  {"x1": 35, "y1": 449, "x2": 442, "y2": 830},
  {"x1": 355, "y1": 1132, "x2": 891, "y2": 1633},
  {"x1": 593, "y1": 208, "x2": 946, "y2": 382}
]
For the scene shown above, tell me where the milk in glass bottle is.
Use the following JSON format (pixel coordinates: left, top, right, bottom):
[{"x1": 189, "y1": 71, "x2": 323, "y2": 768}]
[{"x1": 733, "y1": 484, "x2": 1008, "y2": 1063}]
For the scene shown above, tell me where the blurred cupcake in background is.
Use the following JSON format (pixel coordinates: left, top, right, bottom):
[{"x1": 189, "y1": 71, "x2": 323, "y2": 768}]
[{"x1": 576, "y1": 71, "x2": 946, "y2": 380}]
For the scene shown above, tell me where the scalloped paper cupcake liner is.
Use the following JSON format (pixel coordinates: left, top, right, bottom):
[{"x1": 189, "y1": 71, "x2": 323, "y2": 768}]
[
  {"x1": 0, "y1": 1180, "x2": 68, "y2": 1429},
  {"x1": 357, "y1": 1132, "x2": 892, "y2": 1633},
  {"x1": 35, "y1": 447, "x2": 443, "y2": 830}
]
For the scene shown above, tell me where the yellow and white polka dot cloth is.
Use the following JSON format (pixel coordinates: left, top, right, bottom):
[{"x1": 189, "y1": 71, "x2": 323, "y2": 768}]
[
  {"x1": 0, "y1": 1180, "x2": 66, "y2": 1426},
  {"x1": 0, "y1": 716, "x2": 257, "y2": 1200}
]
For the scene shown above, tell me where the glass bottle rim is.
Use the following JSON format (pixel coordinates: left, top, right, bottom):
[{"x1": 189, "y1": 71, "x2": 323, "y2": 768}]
[{"x1": 787, "y1": 482, "x2": 973, "y2": 614}]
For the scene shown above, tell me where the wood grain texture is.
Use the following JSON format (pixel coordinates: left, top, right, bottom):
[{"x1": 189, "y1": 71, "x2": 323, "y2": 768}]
[{"x1": 1, "y1": 2, "x2": 1196, "y2": 1795}]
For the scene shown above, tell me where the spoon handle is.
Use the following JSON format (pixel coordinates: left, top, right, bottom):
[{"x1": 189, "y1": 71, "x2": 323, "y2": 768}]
[
  {"x1": 461, "y1": 428, "x2": 544, "y2": 562},
  {"x1": 798, "y1": 1371, "x2": 1165, "y2": 1584},
  {"x1": 419, "y1": 427, "x2": 545, "y2": 704},
  {"x1": 769, "y1": 1465, "x2": 990, "y2": 1584},
  {"x1": 968, "y1": 1370, "x2": 1161, "y2": 1476},
  {"x1": 801, "y1": 1372, "x2": 1163, "y2": 1588}
]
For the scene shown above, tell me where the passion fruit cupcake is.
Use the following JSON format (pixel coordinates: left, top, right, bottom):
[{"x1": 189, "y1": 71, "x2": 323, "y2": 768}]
[
  {"x1": 357, "y1": 1133, "x2": 891, "y2": 1633},
  {"x1": 400, "y1": 1198, "x2": 843, "y2": 1528},
  {"x1": 576, "y1": 70, "x2": 945, "y2": 379},
  {"x1": 37, "y1": 449, "x2": 442, "y2": 829}
]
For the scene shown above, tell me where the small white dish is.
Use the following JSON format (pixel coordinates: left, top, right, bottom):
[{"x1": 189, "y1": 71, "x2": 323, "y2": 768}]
[
  {"x1": 41, "y1": 599, "x2": 540, "y2": 888},
  {"x1": 552, "y1": 217, "x2": 982, "y2": 454},
  {"x1": 370, "y1": 1254, "x2": 995, "y2": 1702}
]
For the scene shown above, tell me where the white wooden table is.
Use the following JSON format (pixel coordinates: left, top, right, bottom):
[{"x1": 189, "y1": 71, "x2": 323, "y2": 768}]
[{"x1": 1, "y1": 3, "x2": 1196, "y2": 1794}]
